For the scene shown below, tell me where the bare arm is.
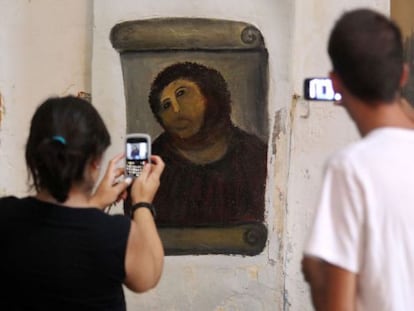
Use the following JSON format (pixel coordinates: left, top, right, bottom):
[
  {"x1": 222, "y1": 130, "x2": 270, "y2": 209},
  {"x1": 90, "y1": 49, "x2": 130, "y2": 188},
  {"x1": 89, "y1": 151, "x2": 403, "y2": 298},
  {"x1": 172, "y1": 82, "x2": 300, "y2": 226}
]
[
  {"x1": 302, "y1": 256, "x2": 357, "y2": 311},
  {"x1": 124, "y1": 155, "x2": 165, "y2": 293}
]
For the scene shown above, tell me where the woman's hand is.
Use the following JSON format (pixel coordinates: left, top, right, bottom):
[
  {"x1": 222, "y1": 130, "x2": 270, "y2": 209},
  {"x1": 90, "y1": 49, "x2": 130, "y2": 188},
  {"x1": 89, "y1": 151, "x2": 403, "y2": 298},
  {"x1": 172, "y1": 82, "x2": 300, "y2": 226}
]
[
  {"x1": 90, "y1": 153, "x2": 132, "y2": 209},
  {"x1": 130, "y1": 155, "x2": 165, "y2": 204},
  {"x1": 124, "y1": 155, "x2": 165, "y2": 293}
]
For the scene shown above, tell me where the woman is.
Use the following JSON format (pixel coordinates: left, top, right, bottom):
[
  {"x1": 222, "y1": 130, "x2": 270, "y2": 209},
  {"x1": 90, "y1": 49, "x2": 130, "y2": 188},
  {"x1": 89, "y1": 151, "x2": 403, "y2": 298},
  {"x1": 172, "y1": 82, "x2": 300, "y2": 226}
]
[
  {"x1": 148, "y1": 62, "x2": 267, "y2": 226},
  {"x1": 0, "y1": 96, "x2": 164, "y2": 310}
]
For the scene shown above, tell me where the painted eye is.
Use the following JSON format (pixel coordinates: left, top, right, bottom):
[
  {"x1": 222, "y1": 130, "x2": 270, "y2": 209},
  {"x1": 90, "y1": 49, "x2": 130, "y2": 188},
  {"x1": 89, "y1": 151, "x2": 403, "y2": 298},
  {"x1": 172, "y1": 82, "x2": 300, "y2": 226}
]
[
  {"x1": 176, "y1": 88, "x2": 185, "y2": 97},
  {"x1": 162, "y1": 100, "x2": 171, "y2": 110}
]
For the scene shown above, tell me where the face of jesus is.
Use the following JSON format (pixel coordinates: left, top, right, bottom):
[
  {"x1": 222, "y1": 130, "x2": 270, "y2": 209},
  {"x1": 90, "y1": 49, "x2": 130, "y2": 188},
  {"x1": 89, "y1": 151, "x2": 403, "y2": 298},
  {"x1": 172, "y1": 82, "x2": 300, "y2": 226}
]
[{"x1": 158, "y1": 79, "x2": 207, "y2": 139}]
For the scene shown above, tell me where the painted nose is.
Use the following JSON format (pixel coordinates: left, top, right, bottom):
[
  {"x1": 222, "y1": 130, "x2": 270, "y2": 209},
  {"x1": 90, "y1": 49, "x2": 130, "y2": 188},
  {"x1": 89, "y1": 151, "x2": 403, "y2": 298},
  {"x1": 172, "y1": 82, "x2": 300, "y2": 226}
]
[{"x1": 171, "y1": 97, "x2": 180, "y2": 113}]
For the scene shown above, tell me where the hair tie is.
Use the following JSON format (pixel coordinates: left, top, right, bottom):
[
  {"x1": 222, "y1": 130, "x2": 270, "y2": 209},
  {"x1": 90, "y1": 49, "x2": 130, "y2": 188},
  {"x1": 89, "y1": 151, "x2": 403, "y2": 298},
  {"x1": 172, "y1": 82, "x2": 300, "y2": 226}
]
[{"x1": 52, "y1": 135, "x2": 66, "y2": 145}]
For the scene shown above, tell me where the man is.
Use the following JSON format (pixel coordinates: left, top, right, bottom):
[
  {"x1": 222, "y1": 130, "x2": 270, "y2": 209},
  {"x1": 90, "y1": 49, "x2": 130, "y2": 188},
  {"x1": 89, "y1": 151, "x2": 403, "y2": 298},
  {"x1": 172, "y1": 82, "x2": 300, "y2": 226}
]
[{"x1": 302, "y1": 8, "x2": 414, "y2": 310}]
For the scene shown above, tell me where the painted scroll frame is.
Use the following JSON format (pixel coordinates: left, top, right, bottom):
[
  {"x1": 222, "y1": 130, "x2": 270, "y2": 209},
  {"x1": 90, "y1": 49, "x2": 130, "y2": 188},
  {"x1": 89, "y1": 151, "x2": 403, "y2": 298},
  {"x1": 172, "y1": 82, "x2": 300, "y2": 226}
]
[{"x1": 110, "y1": 18, "x2": 268, "y2": 255}]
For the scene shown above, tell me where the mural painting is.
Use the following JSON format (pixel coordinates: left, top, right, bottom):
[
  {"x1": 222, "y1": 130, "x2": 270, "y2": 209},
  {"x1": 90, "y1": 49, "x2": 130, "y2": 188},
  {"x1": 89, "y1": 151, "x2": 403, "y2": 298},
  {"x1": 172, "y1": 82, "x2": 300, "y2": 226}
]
[
  {"x1": 149, "y1": 62, "x2": 267, "y2": 226},
  {"x1": 110, "y1": 18, "x2": 269, "y2": 255}
]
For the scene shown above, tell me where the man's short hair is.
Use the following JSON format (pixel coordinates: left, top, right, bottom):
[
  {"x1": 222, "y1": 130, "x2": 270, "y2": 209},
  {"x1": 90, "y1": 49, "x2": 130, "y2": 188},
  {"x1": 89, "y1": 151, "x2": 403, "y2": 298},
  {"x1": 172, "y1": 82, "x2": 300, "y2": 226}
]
[{"x1": 328, "y1": 8, "x2": 404, "y2": 102}]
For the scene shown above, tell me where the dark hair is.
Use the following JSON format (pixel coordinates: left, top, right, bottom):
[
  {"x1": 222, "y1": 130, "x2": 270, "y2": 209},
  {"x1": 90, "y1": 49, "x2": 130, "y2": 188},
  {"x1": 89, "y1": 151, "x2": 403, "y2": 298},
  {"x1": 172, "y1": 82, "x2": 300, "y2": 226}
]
[
  {"x1": 148, "y1": 62, "x2": 232, "y2": 128},
  {"x1": 25, "y1": 95, "x2": 110, "y2": 202},
  {"x1": 328, "y1": 9, "x2": 404, "y2": 102}
]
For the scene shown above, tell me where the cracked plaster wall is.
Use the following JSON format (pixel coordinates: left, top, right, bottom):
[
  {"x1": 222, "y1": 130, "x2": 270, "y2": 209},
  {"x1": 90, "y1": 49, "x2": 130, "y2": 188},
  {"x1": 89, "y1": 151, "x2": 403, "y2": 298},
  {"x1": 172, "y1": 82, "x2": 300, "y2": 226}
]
[{"x1": 0, "y1": 0, "x2": 92, "y2": 196}]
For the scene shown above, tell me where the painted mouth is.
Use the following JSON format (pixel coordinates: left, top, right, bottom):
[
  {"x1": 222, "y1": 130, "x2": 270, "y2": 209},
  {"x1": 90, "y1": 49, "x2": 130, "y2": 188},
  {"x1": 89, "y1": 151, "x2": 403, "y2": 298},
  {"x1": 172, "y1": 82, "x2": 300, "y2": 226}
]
[{"x1": 171, "y1": 119, "x2": 191, "y2": 130}]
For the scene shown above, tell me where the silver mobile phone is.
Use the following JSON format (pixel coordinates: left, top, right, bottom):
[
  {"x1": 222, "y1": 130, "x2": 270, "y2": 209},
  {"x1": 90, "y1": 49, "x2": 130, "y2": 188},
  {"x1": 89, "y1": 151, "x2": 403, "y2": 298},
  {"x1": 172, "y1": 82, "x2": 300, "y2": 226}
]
[
  {"x1": 125, "y1": 133, "x2": 151, "y2": 178},
  {"x1": 304, "y1": 77, "x2": 342, "y2": 101}
]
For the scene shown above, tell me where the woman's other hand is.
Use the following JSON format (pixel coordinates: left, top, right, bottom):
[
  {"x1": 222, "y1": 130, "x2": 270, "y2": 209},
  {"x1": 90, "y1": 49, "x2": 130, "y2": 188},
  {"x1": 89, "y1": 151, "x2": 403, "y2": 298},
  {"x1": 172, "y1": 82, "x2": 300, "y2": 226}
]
[
  {"x1": 124, "y1": 155, "x2": 165, "y2": 293},
  {"x1": 90, "y1": 153, "x2": 132, "y2": 209},
  {"x1": 130, "y1": 155, "x2": 165, "y2": 204}
]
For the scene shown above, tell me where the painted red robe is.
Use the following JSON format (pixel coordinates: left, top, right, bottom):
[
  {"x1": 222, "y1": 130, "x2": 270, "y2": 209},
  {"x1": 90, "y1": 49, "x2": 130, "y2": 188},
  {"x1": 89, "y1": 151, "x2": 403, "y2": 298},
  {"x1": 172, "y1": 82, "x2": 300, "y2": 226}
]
[{"x1": 152, "y1": 126, "x2": 267, "y2": 226}]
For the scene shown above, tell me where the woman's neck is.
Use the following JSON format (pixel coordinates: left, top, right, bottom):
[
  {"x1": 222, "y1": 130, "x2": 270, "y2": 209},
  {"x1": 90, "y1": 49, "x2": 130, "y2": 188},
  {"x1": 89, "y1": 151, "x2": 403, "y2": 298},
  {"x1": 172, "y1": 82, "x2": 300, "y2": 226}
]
[{"x1": 36, "y1": 187, "x2": 94, "y2": 208}]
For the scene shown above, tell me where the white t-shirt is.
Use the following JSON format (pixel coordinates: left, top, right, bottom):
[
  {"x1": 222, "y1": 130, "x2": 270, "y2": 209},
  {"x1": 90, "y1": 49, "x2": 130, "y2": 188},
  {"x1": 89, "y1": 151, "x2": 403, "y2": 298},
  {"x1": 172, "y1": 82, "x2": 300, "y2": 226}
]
[{"x1": 305, "y1": 127, "x2": 414, "y2": 310}]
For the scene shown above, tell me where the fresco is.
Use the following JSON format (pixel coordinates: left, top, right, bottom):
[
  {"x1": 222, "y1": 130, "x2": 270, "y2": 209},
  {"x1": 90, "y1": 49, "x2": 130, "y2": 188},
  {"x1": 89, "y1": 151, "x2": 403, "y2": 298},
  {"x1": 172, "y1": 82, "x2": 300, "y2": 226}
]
[{"x1": 111, "y1": 18, "x2": 269, "y2": 255}]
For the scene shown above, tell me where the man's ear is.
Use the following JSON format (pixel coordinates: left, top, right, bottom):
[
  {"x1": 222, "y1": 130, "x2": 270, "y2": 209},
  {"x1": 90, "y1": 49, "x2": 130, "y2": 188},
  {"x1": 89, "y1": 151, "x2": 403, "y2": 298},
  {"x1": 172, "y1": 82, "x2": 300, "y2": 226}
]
[
  {"x1": 329, "y1": 71, "x2": 342, "y2": 94},
  {"x1": 399, "y1": 63, "x2": 410, "y2": 88}
]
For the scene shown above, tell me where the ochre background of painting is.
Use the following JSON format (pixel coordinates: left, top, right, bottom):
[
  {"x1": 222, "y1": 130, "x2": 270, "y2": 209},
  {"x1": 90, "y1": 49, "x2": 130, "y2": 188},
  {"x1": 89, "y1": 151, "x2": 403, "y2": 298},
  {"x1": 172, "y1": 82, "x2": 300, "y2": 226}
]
[
  {"x1": 392, "y1": 0, "x2": 414, "y2": 105},
  {"x1": 391, "y1": 0, "x2": 414, "y2": 40}
]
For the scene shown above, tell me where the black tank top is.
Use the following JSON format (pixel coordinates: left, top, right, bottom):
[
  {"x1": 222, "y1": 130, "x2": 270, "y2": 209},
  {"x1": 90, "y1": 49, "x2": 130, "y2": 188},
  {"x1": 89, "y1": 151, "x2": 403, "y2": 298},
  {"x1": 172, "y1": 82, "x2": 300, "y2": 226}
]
[{"x1": 0, "y1": 196, "x2": 131, "y2": 311}]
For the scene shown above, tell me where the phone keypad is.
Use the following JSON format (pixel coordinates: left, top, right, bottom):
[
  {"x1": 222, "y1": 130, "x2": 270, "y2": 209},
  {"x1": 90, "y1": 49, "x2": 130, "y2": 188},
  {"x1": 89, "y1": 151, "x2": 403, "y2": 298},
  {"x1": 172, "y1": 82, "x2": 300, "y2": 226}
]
[{"x1": 126, "y1": 164, "x2": 143, "y2": 177}]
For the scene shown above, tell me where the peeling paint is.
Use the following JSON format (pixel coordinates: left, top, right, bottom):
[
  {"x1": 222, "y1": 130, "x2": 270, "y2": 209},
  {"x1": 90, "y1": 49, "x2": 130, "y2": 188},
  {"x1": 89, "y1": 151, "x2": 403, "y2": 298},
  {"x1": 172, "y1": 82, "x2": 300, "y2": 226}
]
[
  {"x1": 283, "y1": 288, "x2": 292, "y2": 310},
  {"x1": 289, "y1": 96, "x2": 297, "y2": 131},
  {"x1": 0, "y1": 91, "x2": 4, "y2": 129},
  {"x1": 77, "y1": 91, "x2": 91, "y2": 102},
  {"x1": 272, "y1": 108, "x2": 286, "y2": 153},
  {"x1": 246, "y1": 266, "x2": 259, "y2": 280}
]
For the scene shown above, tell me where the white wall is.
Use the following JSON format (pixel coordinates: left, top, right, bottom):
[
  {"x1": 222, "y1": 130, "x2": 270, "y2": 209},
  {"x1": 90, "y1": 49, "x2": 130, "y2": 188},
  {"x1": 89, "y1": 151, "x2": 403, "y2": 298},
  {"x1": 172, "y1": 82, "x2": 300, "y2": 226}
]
[
  {"x1": 0, "y1": 0, "x2": 93, "y2": 196},
  {"x1": 0, "y1": 0, "x2": 389, "y2": 310}
]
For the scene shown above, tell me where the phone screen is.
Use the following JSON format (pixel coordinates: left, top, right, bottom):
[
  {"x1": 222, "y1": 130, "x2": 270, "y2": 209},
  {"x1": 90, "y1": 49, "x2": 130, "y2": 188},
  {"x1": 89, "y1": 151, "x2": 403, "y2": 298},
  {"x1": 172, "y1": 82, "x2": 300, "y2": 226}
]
[
  {"x1": 304, "y1": 78, "x2": 342, "y2": 101},
  {"x1": 125, "y1": 135, "x2": 150, "y2": 177}
]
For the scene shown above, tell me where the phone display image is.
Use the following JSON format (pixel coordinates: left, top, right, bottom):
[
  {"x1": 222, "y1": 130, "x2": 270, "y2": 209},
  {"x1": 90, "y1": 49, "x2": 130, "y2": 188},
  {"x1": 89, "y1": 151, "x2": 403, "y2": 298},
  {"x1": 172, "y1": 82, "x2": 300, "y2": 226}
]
[
  {"x1": 125, "y1": 134, "x2": 151, "y2": 177},
  {"x1": 304, "y1": 78, "x2": 342, "y2": 101},
  {"x1": 127, "y1": 142, "x2": 148, "y2": 160}
]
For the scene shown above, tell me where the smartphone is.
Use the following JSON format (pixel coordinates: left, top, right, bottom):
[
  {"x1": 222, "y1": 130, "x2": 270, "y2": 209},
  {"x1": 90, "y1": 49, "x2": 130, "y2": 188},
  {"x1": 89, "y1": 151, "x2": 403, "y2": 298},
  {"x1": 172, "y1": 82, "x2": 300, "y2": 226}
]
[
  {"x1": 304, "y1": 78, "x2": 342, "y2": 101},
  {"x1": 125, "y1": 133, "x2": 151, "y2": 178}
]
